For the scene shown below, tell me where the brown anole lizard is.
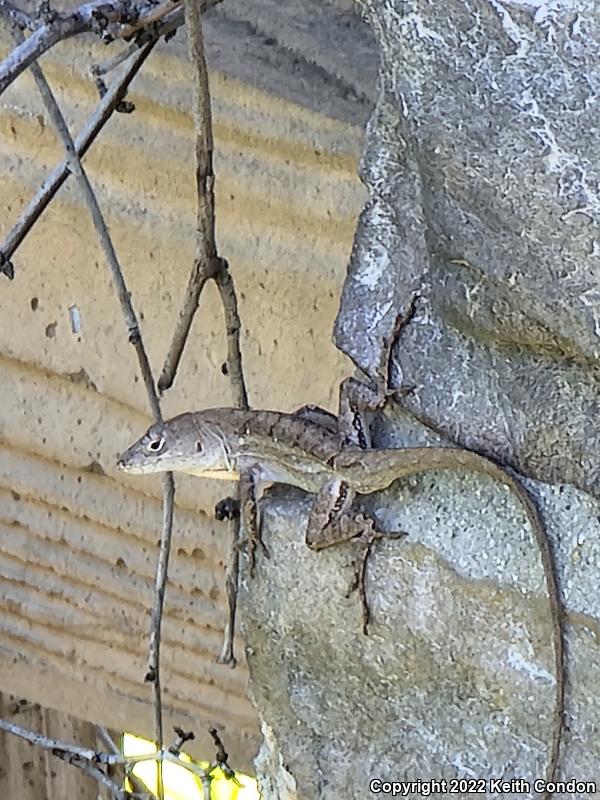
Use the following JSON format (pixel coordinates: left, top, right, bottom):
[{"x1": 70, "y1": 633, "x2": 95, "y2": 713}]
[{"x1": 117, "y1": 392, "x2": 565, "y2": 797}]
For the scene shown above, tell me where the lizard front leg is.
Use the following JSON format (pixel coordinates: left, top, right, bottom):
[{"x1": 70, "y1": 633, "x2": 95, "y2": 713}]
[
  {"x1": 237, "y1": 468, "x2": 270, "y2": 577},
  {"x1": 305, "y1": 477, "x2": 406, "y2": 633},
  {"x1": 337, "y1": 295, "x2": 420, "y2": 445}
]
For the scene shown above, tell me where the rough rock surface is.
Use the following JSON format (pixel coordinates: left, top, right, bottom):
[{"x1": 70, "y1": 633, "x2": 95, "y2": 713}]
[
  {"x1": 335, "y1": 0, "x2": 600, "y2": 496},
  {"x1": 241, "y1": 410, "x2": 600, "y2": 798},
  {"x1": 240, "y1": 2, "x2": 600, "y2": 797}
]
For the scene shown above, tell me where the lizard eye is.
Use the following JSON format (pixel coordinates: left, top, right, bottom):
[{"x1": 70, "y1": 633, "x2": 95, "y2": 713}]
[
  {"x1": 196, "y1": 441, "x2": 203, "y2": 452},
  {"x1": 147, "y1": 436, "x2": 165, "y2": 453}
]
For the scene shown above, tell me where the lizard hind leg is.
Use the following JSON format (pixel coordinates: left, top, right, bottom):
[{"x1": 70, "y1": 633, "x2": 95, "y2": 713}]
[
  {"x1": 305, "y1": 477, "x2": 357, "y2": 551},
  {"x1": 305, "y1": 478, "x2": 407, "y2": 633},
  {"x1": 239, "y1": 469, "x2": 271, "y2": 577},
  {"x1": 338, "y1": 373, "x2": 414, "y2": 449},
  {"x1": 344, "y1": 514, "x2": 407, "y2": 635}
]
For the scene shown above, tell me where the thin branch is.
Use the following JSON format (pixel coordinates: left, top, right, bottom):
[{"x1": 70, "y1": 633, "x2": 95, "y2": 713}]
[
  {"x1": 217, "y1": 498, "x2": 242, "y2": 666},
  {"x1": 158, "y1": 0, "x2": 218, "y2": 393},
  {"x1": 118, "y1": 1, "x2": 217, "y2": 49},
  {"x1": 0, "y1": 718, "x2": 239, "y2": 797},
  {"x1": 27, "y1": 61, "x2": 161, "y2": 417},
  {"x1": 125, "y1": 768, "x2": 157, "y2": 800},
  {"x1": 0, "y1": 37, "x2": 156, "y2": 277},
  {"x1": 96, "y1": 726, "x2": 121, "y2": 755},
  {"x1": 157, "y1": 0, "x2": 248, "y2": 668},
  {"x1": 168, "y1": 726, "x2": 195, "y2": 755},
  {"x1": 158, "y1": 0, "x2": 247, "y2": 406},
  {"x1": 91, "y1": 40, "x2": 144, "y2": 78},
  {"x1": 118, "y1": 0, "x2": 182, "y2": 39},
  {"x1": 215, "y1": 261, "x2": 248, "y2": 665},
  {"x1": 91, "y1": 0, "x2": 220, "y2": 80},
  {"x1": 0, "y1": 718, "x2": 121, "y2": 763},
  {"x1": 155, "y1": 0, "x2": 250, "y2": 668},
  {"x1": 145, "y1": 471, "x2": 175, "y2": 800},
  {"x1": 0, "y1": 0, "x2": 173, "y2": 95},
  {"x1": 13, "y1": 28, "x2": 176, "y2": 800},
  {"x1": 208, "y1": 726, "x2": 239, "y2": 784},
  {"x1": 63, "y1": 757, "x2": 129, "y2": 799},
  {"x1": 94, "y1": 728, "x2": 135, "y2": 799},
  {"x1": 214, "y1": 262, "x2": 249, "y2": 409},
  {"x1": 130, "y1": 749, "x2": 211, "y2": 783},
  {"x1": 0, "y1": 718, "x2": 129, "y2": 797},
  {"x1": 0, "y1": 0, "x2": 224, "y2": 279}
]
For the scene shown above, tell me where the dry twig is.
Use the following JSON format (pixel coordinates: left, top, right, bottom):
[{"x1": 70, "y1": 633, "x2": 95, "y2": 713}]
[
  {"x1": 214, "y1": 263, "x2": 249, "y2": 409},
  {"x1": 159, "y1": 0, "x2": 218, "y2": 393},
  {"x1": 0, "y1": 0, "x2": 177, "y2": 95},
  {"x1": 208, "y1": 726, "x2": 239, "y2": 783},
  {"x1": 0, "y1": 0, "x2": 223, "y2": 279},
  {"x1": 7, "y1": 20, "x2": 174, "y2": 798},
  {"x1": 159, "y1": 0, "x2": 247, "y2": 406},
  {"x1": 160, "y1": 0, "x2": 249, "y2": 669},
  {"x1": 0, "y1": 37, "x2": 156, "y2": 277},
  {"x1": 145, "y1": 470, "x2": 175, "y2": 800},
  {"x1": 0, "y1": 718, "x2": 239, "y2": 799},
  {"x1": 168, "y1": 726, "x2": 195, "y2": 754},
  {"x1": 217, "y1": 493, "x2": 242, "y2": 666}
]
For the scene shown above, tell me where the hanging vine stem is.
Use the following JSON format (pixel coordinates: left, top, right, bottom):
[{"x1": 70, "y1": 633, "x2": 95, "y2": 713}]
[{"x1": 157, "y1": 0, "x2": 249, "y2": 667}]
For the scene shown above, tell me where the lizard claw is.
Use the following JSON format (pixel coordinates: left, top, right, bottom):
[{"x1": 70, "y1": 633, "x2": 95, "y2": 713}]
[
  {"x1": 258, "y1": 537, "x2": 271, "y2": 559},
  {"x1": 383, "y1": 529, "x2": 408, "y2": 541}
]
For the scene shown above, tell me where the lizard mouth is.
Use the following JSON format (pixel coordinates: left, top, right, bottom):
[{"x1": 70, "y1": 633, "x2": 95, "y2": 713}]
[{"x1": 116, "y1": 454, "x2": 136, "y2": 473}]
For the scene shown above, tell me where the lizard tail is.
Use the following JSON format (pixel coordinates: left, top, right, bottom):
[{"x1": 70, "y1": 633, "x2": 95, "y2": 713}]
[
  {"x1": 500, "y1": 472, "x2": 564, "y2": 797},
  {"x1": 338, "y1": 445, "x2": 565, "y2": 788}
]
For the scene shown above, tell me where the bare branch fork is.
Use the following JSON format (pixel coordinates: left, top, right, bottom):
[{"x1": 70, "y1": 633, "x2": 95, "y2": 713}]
[
  {"x1": 0, "y1": 38, "x2": 156, "y2": 278},
  {"x1": 159, "y1": 0, "x2": 247, "y2": 401},
  {"x1": 0, "y1": 0, "x2": 183, "y2": 95},
  {"x1": 158, "y1": 0, "x2": 248, "y2": 669},
  {"x1": 0, "y1": 718, "x2": 240, "y2": 799},
  {"x1": 0, "y1": 0, "x2": 222, "y2": 279}
]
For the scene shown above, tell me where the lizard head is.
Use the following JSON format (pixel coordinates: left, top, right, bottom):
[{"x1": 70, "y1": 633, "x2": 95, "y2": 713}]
[{"x1": 117, "y1": 412, "x2": 236, "y2": 478}]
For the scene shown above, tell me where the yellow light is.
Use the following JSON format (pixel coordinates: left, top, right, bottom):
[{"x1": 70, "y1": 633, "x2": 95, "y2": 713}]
[{"x1": 123, "y1": 733, "x2": 259, "y2": 800}]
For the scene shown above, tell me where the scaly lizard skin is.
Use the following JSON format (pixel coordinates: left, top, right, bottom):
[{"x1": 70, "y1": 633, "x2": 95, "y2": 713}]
[{"x1": 118, "y1": 406, "x2": 564, "y2": 796}]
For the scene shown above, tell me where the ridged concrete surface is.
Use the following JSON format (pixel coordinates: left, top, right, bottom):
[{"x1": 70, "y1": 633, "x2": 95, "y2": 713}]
[{"x1": 0, "y1": 5, "x2": 374, "y2": 767}]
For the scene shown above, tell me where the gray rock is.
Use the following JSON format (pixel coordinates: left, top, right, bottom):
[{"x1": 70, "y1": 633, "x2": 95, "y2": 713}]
[
  {"x1": 241, "y1": 436, "x2": 600, "y2": 798},
  {"x1": 242, "y1": 3, "x2": 600, "y2": 796},
  {"x1": 335, "y1": 0, "x2": 600, "y2": 496}
]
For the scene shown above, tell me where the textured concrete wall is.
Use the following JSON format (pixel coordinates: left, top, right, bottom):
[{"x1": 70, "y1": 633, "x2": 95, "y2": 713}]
[
  {"x1": 0, "y1": 4, "x2": 374, "y2": 768},
  {"x1": 0, "y1": 692, "x2": 113, "y2": 799}
]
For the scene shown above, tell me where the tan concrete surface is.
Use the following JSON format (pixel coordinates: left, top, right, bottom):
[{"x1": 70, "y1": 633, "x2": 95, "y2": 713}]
[
  {"x1": 0, "y1": 28, "x2": 368, "y2": 768},
  {"x1": 0, "y1": 693, "x2": 114, "y2": 799}
]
